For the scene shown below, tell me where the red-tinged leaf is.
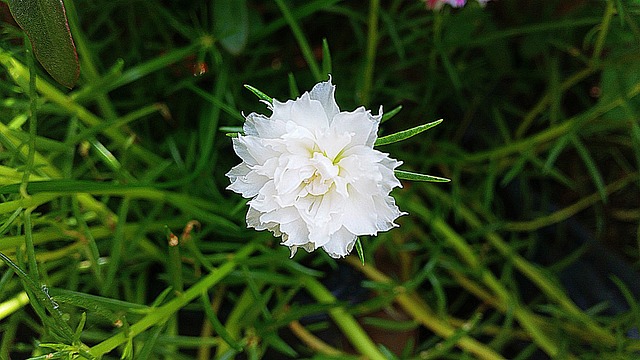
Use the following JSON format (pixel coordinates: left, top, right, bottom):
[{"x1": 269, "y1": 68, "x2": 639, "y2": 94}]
[{"x1": 8, "y1": 0, "x2": 79, "y2": 88}]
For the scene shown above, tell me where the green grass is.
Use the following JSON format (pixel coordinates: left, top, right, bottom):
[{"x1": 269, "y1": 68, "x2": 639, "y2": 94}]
[{"x1": 1, "y1": 0, "x2": 640, "y2": 359}]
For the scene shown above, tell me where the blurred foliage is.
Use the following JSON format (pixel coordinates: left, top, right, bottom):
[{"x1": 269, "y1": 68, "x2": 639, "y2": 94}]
[{"x1": 0, "y1": 0, "x2": 639, "y2": 359}]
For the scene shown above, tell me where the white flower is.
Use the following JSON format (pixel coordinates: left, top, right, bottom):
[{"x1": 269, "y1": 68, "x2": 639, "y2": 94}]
[{"x1": 226, "y1": 78, "x2": 405, "y2": 258}]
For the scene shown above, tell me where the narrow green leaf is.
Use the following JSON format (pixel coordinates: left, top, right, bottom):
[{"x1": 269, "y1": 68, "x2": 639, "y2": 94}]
[
  {"x1": 609, "y1": 275, "x2": 640, "y2": 323},
  {"x1": 361, "y1": 317, "x2": 418, "y2": 331},
  {"x1": 355, "y1": 238, "x2": 365, "y2": 265},
  {"x1": 213, "y1": 0, "x2": 249, "y2": 55},
  {"x1": 73, "y1": 312, "x2": 87, "y2": 343},
  {"x1": 274, "y1": 0, "x2": 322, "y2": 81},
  {"x1": 380, "y1": 105, "x2": 402, "y2": 123},
  {"x1": 571, "y1": 137, "x2": 607, "y2": 202},
  {"x1": 500, "y1": 150, "x2": 530, "y2": 187},
  {"x1": 321, "y1": 38, "x2": 332, "y2": 78},
  {"x1": 422, "y1": 313, "x2": 482, "y2": 358},
  {"x1": 264, "y1": 332, "x2": 297, "y2": 357},
  {"x1": 150, "y1": 287, "x2": 173, "y2": 308},
  {"x1": 0, "y1": 252, "x2": 75, "y2": 341},
  {"x1": 288, "y1": 72, "x2": 300, "y2": 98},
  {"x1": 219, "y1": 126, "x2": 243, "y2": 133},
  {"x1": 200, "y1": 293, "x2": 243, "y2": 351},
  {"x1": 49, "y1": 288, "x2": 148, "y2": 318},
  {"x1": 244, "y1": 84, "x2": 273, "y2": 104},
  {"x1": 395, "y1": 170, "x2": 450, "y2": 183},
  {"x1": 136, "y1": 325, "x2": 164, "y2": 360},
  {"x1": 613, "y1": 0, "x2": 625, "y2": 26},
  {"x1": 375, "y1": 119, "x2": 443, "y2": 146},
  {"x1": 8, "y1": 0, "x2": 79, "y2": 88},
  {"x1": 543, "y1": 132, "x2": 573, "y2": 171}
]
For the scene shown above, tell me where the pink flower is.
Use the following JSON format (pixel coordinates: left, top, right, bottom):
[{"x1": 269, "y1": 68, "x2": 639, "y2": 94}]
[{"x1": 425, "y1": 0, "x2": 490, "y2": 10}]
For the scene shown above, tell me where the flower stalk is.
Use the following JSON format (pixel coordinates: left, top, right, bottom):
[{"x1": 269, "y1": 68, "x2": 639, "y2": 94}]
[
  {"x1": 88, "y1": 242, "x2": 258, "y2": 357},
  {"x1": 303, "y1": 275, "x2": 387, "y2": 360}
]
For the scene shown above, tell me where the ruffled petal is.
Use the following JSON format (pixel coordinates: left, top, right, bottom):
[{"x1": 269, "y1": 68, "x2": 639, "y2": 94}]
[
  {"x1": 321, "y1": 227, "x2": 357, "y2": 258},
  {"x1": 293, "y1": 94, "x2": 331, "y2": 133},
  {"x1": 308, "y1": 77, "x2": 340, "y2": 122},
  {"x1": 331, "y1": 107, "x2": 381, "y2": 147}
]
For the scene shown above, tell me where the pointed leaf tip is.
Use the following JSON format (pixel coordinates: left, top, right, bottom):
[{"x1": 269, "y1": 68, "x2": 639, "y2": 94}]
[
  {"x1": 376, "y1": 119, "x2": 443, "y2": 146},
  {"x1": 244, "y1": 84, "x2": 273, "y2": 103},
  {"x1": 395, "y1": 170, "x2": 451, "y2": 183},
  {"x1": 355, "y1": 238, "x2": 365, "y2": 265}
]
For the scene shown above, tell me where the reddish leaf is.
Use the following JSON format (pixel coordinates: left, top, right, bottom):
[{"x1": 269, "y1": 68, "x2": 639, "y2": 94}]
[{"x1": 8, "y1": 0, "x2": 79, "y2": 88}]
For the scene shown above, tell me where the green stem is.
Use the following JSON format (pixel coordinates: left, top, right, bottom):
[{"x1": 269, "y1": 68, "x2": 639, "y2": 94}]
[
  {"x1": 20, "y1": 36, "x2": 37, "y2": 198},
  {"x1": 0, "y1": 125, "x2": 115, "y2": 222},
  {"x1": 303, "y1": 276, "x2": 387, "y2": 360},
  {"x1": 0, "y1": 220, "x2": 184, "y2": 253},
  {"x1": 593, "y1": 0, "x2": 615, "y2": 60},
  {"x1": 0, "y1": 48, "x2": 163, "y2": 166},
  {"x1": 468, "y1": 80, "x2": 640, "y2": 162},
  {"x1": 515, "y1": 67, "x2": 597, "y2": 138},
  {"x1": 416, "y1": 207, "x2": 564, "y2": 357},
  {"x1": 215, "y1": 287, "x2": 255, "y2": 357},
  {"x1": 0, "y1": 292, "x2": 29, "y2": 321},
  {"x1": 68, "y1": 104, "x2": 162, "y2": 145},
  {"x1": 103, "y1": 198, "x2": 131, "y2": 297},
  {"x1": 344, "y1": 257, "x2": 505, "y2": 360},
  {"x1": 64, "y1": 0, "x2": 119, "y2": 120},
  {"x1": 0, "y1": 181, "x2": 237, "y2": 232},
  {"x1": 23, "y1": 208, "x2": 39, "y2": 280},
  {"x1": 361, "y1": 0, "x2": 379, "y2": 106},
  {"x1": 423, "y1": 185, "x2": 617, "y2": 345},
  {"x1": 88, "y1": 243, "x2": 257, "y2": 357},
  {"x1": 274, "y1": 0, "x2": 322, "y2": 81},
  {"x1": 71, "y1": 196, "x2": 104, "y2": 286},
  {"x1": 504, "y1": 174, "x2": 638, "y2": 231},
  {"x1": 0, "y1": 194, "x2": 59, "y2": 217}
]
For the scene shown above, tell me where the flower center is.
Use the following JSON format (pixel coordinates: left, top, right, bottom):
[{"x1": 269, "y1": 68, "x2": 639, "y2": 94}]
[{"x1": 303, "y1": 152, "x2": 339, "y2": 196}]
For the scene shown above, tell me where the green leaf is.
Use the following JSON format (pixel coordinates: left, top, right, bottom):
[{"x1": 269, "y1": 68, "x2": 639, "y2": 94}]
[
  {"x1": 288, "y1": 72, "x2": 300, "y2": 98},
  {"x1": 0, "y1": 252, "x2": 75, "y2": 341},
  {"x1": 361, "y1": 317, "x2": 418, "y2": 331},
  {"x1": 380, "y1": 105, "x2": 402, "y2": 123},
  {"x1": 219, "y1": 126, "x2": 243, "y2": 133},
  {"x1": 8, "y1": 0, "x2": 79, "y2": 88},
  {"x1": 264, "y1": 332, "x2": 297, "y2": 357},
  {"x1": 214, "y1": 0, "x2": 249, "y2": 55},
  {"x1": 395, "y1": 170, "x2": 450, "y2": 183},
  {"x1": 355, "y1": 238, "x2": 365, "y2": 265},
  {"x1": 244, "y1": 84, "x2": 273, "y2": 103},
  {"x1": 73, "y1": 312, "x2": 87, "y2": 343},
  {"x1": 200, "y1": 293, "x2": 243, "y2": 351},
  {"x1": 375, "y1": 119, "x2": 443, "y2": 146},
  {"x1": 571, "y1": 136, "x2": 607, "y2": 202},
  {"x1": 321, "y1": 38, "x2": 332, "y2": 78}
]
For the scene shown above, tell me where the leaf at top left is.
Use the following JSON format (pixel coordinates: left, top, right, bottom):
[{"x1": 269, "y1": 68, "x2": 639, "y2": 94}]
[{"x1": 8, "y1": 0, "x2": 80, "y2": 88}]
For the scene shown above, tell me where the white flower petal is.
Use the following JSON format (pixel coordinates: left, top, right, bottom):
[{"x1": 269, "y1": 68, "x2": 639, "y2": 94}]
[
  {"x1": 288, "y1": 93, "x2": 330, "y2": 134},
  {"x1": 321, "y1": 227, "x2": 357, "y2": 258},
  {"x1": 340, "y1": 185, "x2": 378, "y2": 235},
  {"x1": 232, "y1": 136, "x2": 278, "y2": 166},
  {"x1": 331, "y1": 107, "x2": 381, "y2": 147},
  {"x1": 226, "y1": 163, "x2": 268, "y2": 198},
  {"x1": 308, "y1": 77, "x2": 340, "y2": 121},
  {"x1": 280, "y1": 218, "x2": 312, "y2": 247},
  {"x1": 245, "y1": 112, "x2": 286, "y2": 139}
]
